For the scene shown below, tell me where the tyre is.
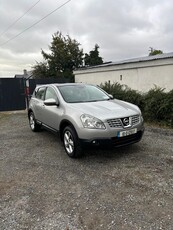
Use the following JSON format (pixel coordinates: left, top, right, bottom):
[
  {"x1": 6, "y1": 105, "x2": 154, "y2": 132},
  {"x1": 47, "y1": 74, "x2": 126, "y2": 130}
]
[
  {"x1": 63, "y1": 126, "x2": 82, "y2": 158},
  {"x1": 29, "y1": 112, "x2": 41, "y2": 132}
]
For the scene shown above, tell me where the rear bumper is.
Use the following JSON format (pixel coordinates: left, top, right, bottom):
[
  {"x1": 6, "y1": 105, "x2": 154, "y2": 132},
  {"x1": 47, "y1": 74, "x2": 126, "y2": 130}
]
[{"x1": 79, "y1": 129, "x2": 144, "y2": 148}]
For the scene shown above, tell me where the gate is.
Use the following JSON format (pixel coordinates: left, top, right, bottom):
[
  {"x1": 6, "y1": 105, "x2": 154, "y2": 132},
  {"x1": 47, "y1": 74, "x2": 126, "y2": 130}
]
[
  {"x1": 0, "y1": 77, "x2": 72, "y2": 112},
  {"x1": 0, "y1": 78, "x2": 26, "y2": 111}
]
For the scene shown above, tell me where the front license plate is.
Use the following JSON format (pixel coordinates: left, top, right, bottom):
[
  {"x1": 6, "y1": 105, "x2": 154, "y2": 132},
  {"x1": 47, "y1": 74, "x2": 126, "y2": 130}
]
[{"x1": 117, "y1": 128, "x2": 137, "y2": 138}]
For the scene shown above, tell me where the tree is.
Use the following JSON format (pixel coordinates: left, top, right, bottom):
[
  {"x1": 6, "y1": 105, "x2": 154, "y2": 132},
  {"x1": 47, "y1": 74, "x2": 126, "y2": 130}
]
[
  {"x1": 84, "y1": 44, "x2": 103, "y2": 66},
  {"x1": 32, "y1": 61, "x2": 48, "y2": 78},
  {"x1": 32, "y1": 32, "x2": 83, "y2": 80},
  {"x1": 149, "y1": 47, "x2": 163, "y2": 56}
]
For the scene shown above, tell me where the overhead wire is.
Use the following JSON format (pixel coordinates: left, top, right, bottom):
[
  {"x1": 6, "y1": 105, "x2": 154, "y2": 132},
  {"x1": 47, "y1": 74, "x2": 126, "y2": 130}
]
[
  {"x1": 0, "y1": 0, "x2": 41, "y2": 37},
  {"x1": 0, "y1": 0, "x2": 71, "y2": 47}
]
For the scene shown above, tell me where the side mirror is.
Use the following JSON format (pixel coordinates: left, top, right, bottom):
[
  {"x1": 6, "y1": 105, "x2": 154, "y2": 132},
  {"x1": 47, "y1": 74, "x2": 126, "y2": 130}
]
[
  {"x1": 44, "y1": 98, "x2": 59, "y2": 106},
  {"x1": 108, "y1": 94, "x2": 113, "y2": 99}
]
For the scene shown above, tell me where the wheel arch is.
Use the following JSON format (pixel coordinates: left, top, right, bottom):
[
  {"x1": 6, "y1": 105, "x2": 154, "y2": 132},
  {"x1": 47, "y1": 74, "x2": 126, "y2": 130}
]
[
  {"x1": 59, "y1": 119, "x2": 78, "y2": 141},
  {"x1": 28, "y1": 109, "x2": 33, "y2": 118}
]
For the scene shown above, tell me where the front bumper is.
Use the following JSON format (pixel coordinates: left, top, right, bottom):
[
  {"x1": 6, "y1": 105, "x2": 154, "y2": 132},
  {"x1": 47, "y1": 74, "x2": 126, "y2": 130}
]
[{"x1": 79, "y1": 129, "x2": 144, "y2": 148}]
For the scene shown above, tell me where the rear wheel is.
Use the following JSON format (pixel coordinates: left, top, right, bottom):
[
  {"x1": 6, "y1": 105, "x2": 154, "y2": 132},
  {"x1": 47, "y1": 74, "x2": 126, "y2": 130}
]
[
  {"x1": 29, "y1": 112, "x2": 41, "y2": 132},
  {"x1": 63, "y1": 126, "x2": 82, "y2": 158}
]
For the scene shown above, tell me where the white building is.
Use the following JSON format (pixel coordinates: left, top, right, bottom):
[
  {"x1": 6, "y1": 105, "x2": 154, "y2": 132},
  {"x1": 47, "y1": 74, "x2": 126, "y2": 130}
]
[{"x1": 74, "y1": 52, "x2": 173, "y2": 92}]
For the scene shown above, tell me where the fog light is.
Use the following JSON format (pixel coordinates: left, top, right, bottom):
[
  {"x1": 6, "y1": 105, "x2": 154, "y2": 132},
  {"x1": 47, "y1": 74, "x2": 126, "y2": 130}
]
[{"x1": 92, "y1": 140, "x2": 99, "y2": 146}]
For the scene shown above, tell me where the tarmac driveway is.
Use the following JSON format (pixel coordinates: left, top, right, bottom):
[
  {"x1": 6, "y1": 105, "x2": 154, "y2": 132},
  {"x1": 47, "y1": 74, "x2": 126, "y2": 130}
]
[{"x1": 0, "y1": 111, "x2": 173, "y2": 230}]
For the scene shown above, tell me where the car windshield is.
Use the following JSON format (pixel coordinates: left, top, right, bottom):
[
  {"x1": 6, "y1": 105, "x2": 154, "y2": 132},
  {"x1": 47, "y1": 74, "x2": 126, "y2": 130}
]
[{"x1": 57, "y1": 85, "x2": 110, "y2": 103}]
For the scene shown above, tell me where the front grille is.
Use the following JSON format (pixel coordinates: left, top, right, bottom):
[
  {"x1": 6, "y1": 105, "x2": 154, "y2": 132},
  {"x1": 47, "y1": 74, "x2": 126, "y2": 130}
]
[
  {"x1": 131, "y1": 115, "x2": 140, "y2": 125},
  {"x1": 107, "y1": 115, "x2": 140, "y2": 128},
  {"x1": 107, "y1": 119, "x2": 122, "y2": 128}
]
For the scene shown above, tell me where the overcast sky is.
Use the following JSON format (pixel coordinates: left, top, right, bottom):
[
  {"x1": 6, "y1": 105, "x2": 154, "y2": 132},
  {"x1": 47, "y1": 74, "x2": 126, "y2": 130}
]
[{"x1": 0, "y1": 0, "x2": 173, "y2": 77}]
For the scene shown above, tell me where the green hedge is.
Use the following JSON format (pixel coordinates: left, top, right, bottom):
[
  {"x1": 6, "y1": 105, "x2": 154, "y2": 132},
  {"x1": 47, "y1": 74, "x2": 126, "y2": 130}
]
[{"x1": 100, "y1": 81, "x2": 173, "y2": 128}]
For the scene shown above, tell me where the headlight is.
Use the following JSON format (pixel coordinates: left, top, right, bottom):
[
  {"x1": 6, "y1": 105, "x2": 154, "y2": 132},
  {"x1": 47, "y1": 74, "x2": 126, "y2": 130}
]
[{"x1": 80, "y1": 114, "x2": 106, "y2": 129}]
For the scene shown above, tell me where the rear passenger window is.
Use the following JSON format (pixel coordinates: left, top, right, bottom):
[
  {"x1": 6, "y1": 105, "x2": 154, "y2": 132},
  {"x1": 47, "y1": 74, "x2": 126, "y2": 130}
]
[{"x1": 35, "y1": 87, "x2": 46, "y2": 100}]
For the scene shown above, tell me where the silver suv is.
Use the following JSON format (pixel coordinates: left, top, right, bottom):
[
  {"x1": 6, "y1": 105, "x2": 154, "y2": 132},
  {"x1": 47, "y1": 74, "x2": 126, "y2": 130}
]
[{"x1": 28, "y1": 83, "x2": 144, "y2": 158}]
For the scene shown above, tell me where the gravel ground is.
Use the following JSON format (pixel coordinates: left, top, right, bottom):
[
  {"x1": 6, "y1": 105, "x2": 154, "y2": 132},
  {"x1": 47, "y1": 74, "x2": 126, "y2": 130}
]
[{"x1": 0, "y1": 111, "x2": 173, "y2": 230}]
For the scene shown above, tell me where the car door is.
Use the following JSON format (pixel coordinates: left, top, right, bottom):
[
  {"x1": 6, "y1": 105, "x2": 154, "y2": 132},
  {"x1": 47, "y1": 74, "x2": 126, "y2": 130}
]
[
  {"x1": 32, "y1": 86, "x2": 46, "y2": 122},
  {"x1": 41, "y1": 86, "x2": 63, "y2": 131}
]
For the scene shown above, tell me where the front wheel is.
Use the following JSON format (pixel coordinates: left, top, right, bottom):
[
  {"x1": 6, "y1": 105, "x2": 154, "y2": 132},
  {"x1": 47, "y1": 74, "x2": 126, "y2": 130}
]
[
  {"x1": 29, "y1": 112, "x2": 41, "y2": 132},
  {"x1": 63, "y1": 126, "x2": 82, "y2": 158}
]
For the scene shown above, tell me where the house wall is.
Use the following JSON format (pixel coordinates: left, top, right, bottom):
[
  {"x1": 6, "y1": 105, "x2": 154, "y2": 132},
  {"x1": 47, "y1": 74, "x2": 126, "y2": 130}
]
[{"x1": 74, "y1": 58, "x2": 173, "y2": 92}]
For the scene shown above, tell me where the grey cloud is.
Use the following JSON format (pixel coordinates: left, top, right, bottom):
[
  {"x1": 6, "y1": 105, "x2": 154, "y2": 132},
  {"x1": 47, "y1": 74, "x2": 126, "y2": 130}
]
[{"x1": 0, "y1": 0, "x2": 173, "y2": 76}]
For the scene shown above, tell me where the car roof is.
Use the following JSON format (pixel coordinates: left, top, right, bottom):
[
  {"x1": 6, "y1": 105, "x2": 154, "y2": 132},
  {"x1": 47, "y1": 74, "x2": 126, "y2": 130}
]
[{"x1": 36, "y1": 83, "x2": 93, "y2": 88}]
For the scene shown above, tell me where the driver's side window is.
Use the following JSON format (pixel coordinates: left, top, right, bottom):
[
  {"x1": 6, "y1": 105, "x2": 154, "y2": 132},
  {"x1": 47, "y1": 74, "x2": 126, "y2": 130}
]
[
  {"x1": 35, "y1": 87, "x2": 46, "y2": 100},
  {"x1": 45, "y1": 87, "x2": 57, "y2": 101}
]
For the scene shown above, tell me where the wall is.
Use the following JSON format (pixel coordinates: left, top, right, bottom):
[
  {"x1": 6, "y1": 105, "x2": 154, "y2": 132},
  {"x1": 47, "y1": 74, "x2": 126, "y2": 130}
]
[{"x1": 74, "y1": 58, "x2": 173, "y2": 92}]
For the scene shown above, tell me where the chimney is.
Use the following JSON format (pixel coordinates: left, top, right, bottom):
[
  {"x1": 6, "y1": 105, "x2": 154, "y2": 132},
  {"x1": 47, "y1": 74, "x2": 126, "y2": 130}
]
[{"x1": 23, "y1": 69, "x2": 27, "y2": 76}]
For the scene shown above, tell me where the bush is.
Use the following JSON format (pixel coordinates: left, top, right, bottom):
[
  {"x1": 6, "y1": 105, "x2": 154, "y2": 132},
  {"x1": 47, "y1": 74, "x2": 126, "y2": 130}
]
[
  {"x1": 100, "y1": 81, "x2": 144, "y2": 111},
  {"x1": 100, "y1": 81, "x2": 124, "y2": 99},
  {"x1": 164, "y1": 89, "x2": 173, "y2": 126},
  {"x1": 122, "y1": 86, "x2": 145, "y2": 112},
  {"x1": 144, "y1": 87, "x2": 164, "y2": 120},
  {"x1": 100, "y1": 82, "x2": 173, "y2": 128}
]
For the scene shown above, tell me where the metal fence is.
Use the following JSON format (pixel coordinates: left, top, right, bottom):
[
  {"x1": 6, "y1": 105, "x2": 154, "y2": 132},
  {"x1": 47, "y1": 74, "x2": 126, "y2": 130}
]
[
  {"x1": 0, "y1": 78, "x2": 26, "y2": 111},
  {"x1": 0, "y1": 77, "x2": 71, "y2": 112}
]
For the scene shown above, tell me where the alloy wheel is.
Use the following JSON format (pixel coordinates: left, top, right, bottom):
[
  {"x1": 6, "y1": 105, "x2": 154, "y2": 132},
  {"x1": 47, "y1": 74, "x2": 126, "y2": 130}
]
[
  {"x1": 64, "y1": 130, "x2": 74, "y2": 154},
  {"x1": 30, "y1": 114, "x2": 35, "y2": 130}
]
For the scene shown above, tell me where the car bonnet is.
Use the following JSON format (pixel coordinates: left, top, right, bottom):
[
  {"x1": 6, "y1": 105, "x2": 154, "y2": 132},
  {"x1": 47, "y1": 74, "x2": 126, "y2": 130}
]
[{"x1": 67, "y1": 99, "x2": 140, "y2": 120}]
